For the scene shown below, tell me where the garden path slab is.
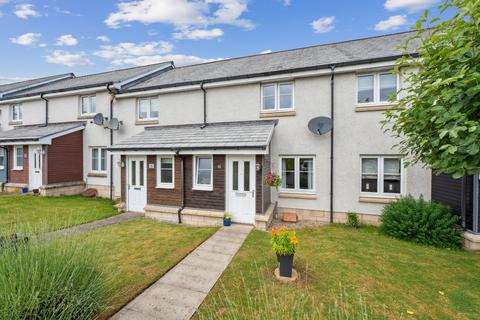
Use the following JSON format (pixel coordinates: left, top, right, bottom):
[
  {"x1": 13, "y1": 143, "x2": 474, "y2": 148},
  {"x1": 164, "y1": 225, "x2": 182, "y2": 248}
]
[{"x1": 111, "y1": 224, "x2": 252, "y2": 320}]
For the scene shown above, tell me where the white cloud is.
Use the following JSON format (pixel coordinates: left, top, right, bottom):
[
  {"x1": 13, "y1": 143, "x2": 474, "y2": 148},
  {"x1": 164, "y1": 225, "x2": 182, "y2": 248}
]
[
  {"x1": 45, "y1": 50, "x2": 92, "y2": 67},
  {"x1": 260, "y1": 50, "x2": 272, "y2": 54},
  {"x1": 283, "y1": 0, "x2": 291, "y2": 5},
  {"x1": 385, "y1": 0, "x2": 439, "y2": 12},
  {"x1": 14, "y1": 4, "x2": 40, "y2": 19},
  {"x1": 96, "y1": 35, "x2": 110, "y2": 42},
  {"x1": 56, "y1": 34, "x2": 78, "y2": 46},
  {"x1": 104, "y1": 0, "x2": 254, "y2": 31},
  {"x1": 10, "y1": 33, "x2": 41, "y2": 46},
  {"x1": 173, "y1": 28, "x2": 224, "y2": 40},
  {"x1": 375, "y1": 15, "x2": 408, "y2": 31},
  {"x1": 311, "y1": 16, "x2": 335, "y2": 34}
]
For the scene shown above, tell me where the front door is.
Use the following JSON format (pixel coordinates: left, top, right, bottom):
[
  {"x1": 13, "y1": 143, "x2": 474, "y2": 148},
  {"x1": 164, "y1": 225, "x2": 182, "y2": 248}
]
[
  {"x1": 29, "y1": 145, "x2": 42, "y2": 190},
  {"x1": 227, "y1": 156, "x2": 256, "y2": 224},
  {"x1": 127, "y1": 156, "x2": 147, "y2": 212}
]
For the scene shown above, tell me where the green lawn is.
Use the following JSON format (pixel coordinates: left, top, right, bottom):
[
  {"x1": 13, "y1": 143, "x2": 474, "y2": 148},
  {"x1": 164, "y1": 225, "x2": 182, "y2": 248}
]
[
  {"x1": 196, "y1": 225, "x2": 480, "y2": 320},
  {"x1": 0, "y1": 196, "x2": 118, "y2": 234},
  {"x1": 75, "y1": 218, "x2": 218, "y2": 319}
]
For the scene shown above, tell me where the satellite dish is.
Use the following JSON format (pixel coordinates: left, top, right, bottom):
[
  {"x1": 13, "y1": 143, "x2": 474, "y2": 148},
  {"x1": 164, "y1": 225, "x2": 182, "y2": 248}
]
[
  {"x1": 106, "y1": 118, "x2": 120, "y2": 130},
  {"x1": 308, "y1": 116, "x2": 332, "y2": 135},
  {"x1": 93, "y1": 113, "x2": 104, "y2": 126}
]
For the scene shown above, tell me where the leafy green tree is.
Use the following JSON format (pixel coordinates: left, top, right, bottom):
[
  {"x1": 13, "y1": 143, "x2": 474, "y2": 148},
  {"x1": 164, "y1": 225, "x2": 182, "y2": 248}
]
[{"x1": 385, "y1": 0, "x2": 480, "y2": 178}]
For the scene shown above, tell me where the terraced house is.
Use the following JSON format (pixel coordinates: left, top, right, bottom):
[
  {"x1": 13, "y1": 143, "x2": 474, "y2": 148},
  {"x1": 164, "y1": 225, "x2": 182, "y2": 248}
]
[{"x1": 3, "y1": 30, "x2": 474, "y2": 239}]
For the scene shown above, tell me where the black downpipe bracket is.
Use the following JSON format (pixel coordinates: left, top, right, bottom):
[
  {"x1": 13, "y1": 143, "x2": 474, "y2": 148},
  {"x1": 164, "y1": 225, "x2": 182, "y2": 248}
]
[
  {"x1": 330, "y1": 65, "x2": 336, "y2": 224},
  {"x1": 176, "y1": 149, "x2": 185, "y2": 224},
  {"x1": 107, "y1": 83, "x2": 116, "y2": 200},
  {"x1": 40, "y1": 93, "x2": 49, "y2": 127},
  {"x1": 200, "y1": 81, "x2": 207, "y2": 129}
]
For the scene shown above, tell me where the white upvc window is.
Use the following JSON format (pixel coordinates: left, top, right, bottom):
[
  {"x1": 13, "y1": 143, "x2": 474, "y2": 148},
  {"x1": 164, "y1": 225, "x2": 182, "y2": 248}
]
[
  {"x1": 80, "y1": 95, "x2": 96, "y2": 115},
  {"x1": 357, "y1": 71, "x2": 398, "y2": 105},
  {"x1": 138, "y1": 97, "x2": 159, "y2": 120},
  {"x1": 279, "y1": 156, "x2": 315, "y2": 193},
  {"x1": 13, "y1": 146, "x2": 23, "y2": 170},
  {"x1": 10, "y1": 104, "x2": 23, "y2": 122},
  {"x1": 91, "y1": 147, "x2": 107, "y2": 173},
  {"x1": 157, "y1": 156, "x2": 174, "y2": 189},
  {"x1": 0, "y1": 148, "x2": 5, "y2": 170},
  {"x1": 193, "y1": 155, "x2": 213, "y2": 191},
  {"x1": 361, "y1": 156, "x2": 403, "y2": 197},
  {"x1": 261, "y1": 82, "x2": 294, "y2": 112}
]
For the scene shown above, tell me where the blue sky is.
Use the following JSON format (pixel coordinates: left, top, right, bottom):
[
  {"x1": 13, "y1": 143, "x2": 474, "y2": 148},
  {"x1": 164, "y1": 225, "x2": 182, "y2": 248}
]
[{"x1": 0, "y1": 0, "x2": 448, "y2": 83}]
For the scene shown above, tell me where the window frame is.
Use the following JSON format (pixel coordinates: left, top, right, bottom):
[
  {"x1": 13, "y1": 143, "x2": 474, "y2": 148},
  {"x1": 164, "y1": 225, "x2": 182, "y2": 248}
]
[
  {"x1": 137, "y1": 96, "x2": 160, "y2": 121},
  {"x1": 278, "y1": 155, "x2": 316, "y2": 193},
  {"x1": 0, "y1": 148, "x2": 5, "y2": 170},
  {"x1": 356, "y1": 71, "x2": 399, "y2": 106},
  {"x1": 10, "y1": 103, "x2": 23, "y2": 122},
  {"x1": 360, "y1": 156, "x2": 404, "y2": 198},
  {"x1": 13, "y1": 146, "x2": 23, "y2": 170},
  {"x1": 156, "y1": 156, "x2": 175, "y2": 189},
  {"x1": 79, "y1": 95, "x2": 97, "y2": 116},
  {"x1": 90, "y1": 147, "x2": 107, "y2": 173},
  {"x1": 193, "y1": 155, "x2": 213, "y2": 191},
  {"x1": 261, "y1": 82, "x2": 295, "y2": 112}
]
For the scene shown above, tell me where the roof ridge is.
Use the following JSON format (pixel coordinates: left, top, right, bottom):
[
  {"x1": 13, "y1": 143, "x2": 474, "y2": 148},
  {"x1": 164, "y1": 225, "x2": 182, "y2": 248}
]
[
  {"x1": 146, "y1": 119, "x2": 277, "y2": 130},
  {"x1": 14, "y1": 121, "x2": 86, "y2": 129}
]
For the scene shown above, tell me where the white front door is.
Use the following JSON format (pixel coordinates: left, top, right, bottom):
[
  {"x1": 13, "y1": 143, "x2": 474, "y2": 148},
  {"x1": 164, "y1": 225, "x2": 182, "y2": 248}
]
[
  {"x1": 227, "y1": 156, "x2": 256, "y2": 224},
  {"x1": 29, "y1": 145, "x2": 42, "y2": 190},
  {"x1": 127, "y1": 156, "x2": 147, "y2": 212}
]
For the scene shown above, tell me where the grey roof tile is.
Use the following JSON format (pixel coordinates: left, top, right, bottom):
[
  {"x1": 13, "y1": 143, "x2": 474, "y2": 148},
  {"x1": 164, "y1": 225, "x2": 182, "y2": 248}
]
[
  {"x1": 126, "y1": 30, "x2": 424, "y2": 91},
  {"x1": 0, "y1": 74, "x2": 73, "y2": 95},
  {"x1": 110, "y1": 120, "x2": 277, "y2": 151},
  {"x1": 0, "y1": 122, "x2": 85, "y2": 142}
]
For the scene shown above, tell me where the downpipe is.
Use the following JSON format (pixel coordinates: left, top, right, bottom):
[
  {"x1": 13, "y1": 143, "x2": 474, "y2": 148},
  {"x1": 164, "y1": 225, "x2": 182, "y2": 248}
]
[
  {"x1": 330, "y1": 65, "x2": 336, "y2": 224},
  {"x1": 200, "y1": 81, "x2": 207, "y2": 129},
  {"x1": 107, "y1": 83, "x2": 117, "y2": 201},
  {"x1": 177, "y1": 149, "x2": 185, "y2": 224},
  {"x1": 40, "y1": 93, "x2": 49, "y2": 127}
]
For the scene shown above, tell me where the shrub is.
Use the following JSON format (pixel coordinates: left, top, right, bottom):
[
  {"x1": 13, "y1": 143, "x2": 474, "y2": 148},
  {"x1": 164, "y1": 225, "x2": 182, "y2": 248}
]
[
  {"x1": 380, "y1": 196, "x2": 462, "y2": 248},
  {"x1": 271, "y1": 226, "x2": 298, "y2": 256},
  {"x1": 0, "y1": 237, "x2": 108, "y2": 320},
  {"x1": 346, "y1": 212, "x2": 360, "y2": 228}
]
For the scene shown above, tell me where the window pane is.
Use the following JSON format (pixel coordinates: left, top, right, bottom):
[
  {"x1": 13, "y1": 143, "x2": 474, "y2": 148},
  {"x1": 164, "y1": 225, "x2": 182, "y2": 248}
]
[
  {"x1": 131, "y1": 161, "x2": 136, "y2": 186},
  {"x1": 16, "y1": 147, "x2": 23, "y2": 167},
  {"x1": 262, "y1": 85, "x2": 276, "y2": 110},
  {"x1": 150, "y1": 98, "x2": 159, "y2": 119},
  {"x1": 197, "y1": 170, "x2": 211, "y2": 185},
  {"x1": 196, "y1": 157, "x2": 212, "y2": 185},
  {"x1": 0, "y1": 149, "x2": 4, "y2": 168},
  {"x1": 279, "y1": 83, "x2": 293, "y2": 109},
  {"x1": 281, "y1": 158, "x2": 295, "y2": 189},
  {"x1": 244, "y1": 161, "x2": 250, "y2": 191},
  {"x1": 357, "y1": 75, "x2": 374, "y2": 103},
  {"x1": 160, "y1": 158, "x2": 173, "y2": 184},
  {"x1": 101, "y1": 149, "x2": 107, "y2": 171},
  {"x1": 380, "y1": 73, "x2": 397, "y2": 102},
  {"x1": 232, "y1": 161, "x2": 238, "y2": 191},
  {"x1": 92, "y1": 149, "x2": 98, "y2": 171},
  {"x1": 361, "y1": 158, "x2": 378, "y2": 192},
  {"x1": 81, "y1": 97, "x2": 89, "y2": 114},
  {"x1": 139, "y1": 161, "x2": 144, "y2": 186},
  {"x1": 384, "y1": 158, "x2": 401, "y2": 194},
  {"x1": 299, "y1": 158, "x2": 313, "y2": 190},
  {"x1": 198, "y1": 157, "x2": 212, "y2": 170},
  {"x1": 90, "y1": 96, "x2": 96, "y2": 113},
  {"x1": 138, "y1": 99, "x2": 149, "y2": 119}
]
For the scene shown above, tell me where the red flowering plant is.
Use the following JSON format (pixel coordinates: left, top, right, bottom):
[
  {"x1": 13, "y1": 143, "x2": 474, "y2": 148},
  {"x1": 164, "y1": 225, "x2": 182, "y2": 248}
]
[
  {"x1": 271, "y1": 225, "x2": 298, "y2": 256},
  {"x1": 264, "y1": 171, "x2": 281, "y2": 189}
]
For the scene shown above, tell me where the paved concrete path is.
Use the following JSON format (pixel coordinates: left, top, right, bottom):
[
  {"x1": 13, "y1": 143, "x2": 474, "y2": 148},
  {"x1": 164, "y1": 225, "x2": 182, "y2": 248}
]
[
  {"x1": 111, "y1": 224, "x2": 252, "y2": 320},
  {"x1": 42, "y1": 211, "x2": 143, "y2": 240}
]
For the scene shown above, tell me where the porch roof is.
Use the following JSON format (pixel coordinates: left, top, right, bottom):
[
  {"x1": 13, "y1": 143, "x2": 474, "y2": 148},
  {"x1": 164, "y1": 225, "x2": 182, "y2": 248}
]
[
  {"x1": 109, "y1": 120, "x2": 277, "y2": 152},
  {"x1": 0, "y1": 122, "x2": 85, "y2": 144}
]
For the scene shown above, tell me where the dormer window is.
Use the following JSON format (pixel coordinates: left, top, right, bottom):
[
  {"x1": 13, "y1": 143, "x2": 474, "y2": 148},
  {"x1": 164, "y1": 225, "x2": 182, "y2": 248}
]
[
  {"x1": 80, "y1": 95, "x2": 96, "y2": 116},
  {"x1": 261, "y1": 82, "x2": 294, "y2": 112},
  {"x1": 10, "y1": 104, "x2": 22, "y2": 122}
]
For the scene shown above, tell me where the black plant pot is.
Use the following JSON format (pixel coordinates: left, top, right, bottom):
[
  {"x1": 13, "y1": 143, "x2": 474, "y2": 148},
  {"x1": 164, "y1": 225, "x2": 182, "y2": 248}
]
[{"x1": 278, "y1": 254, "x2": 294, "y2": 277}]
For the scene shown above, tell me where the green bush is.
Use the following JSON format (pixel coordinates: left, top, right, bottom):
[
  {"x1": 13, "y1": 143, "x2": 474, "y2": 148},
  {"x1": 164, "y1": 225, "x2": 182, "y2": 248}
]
[
  {"x1": 0, "y1": 237, "x2": 108, "y2": 320},
  {"x1": 346, "y1": 212, "x2": 360, "y2": 228},
  {"x1": 380, "y1": 196, "x2": 462, "y2": 248}
]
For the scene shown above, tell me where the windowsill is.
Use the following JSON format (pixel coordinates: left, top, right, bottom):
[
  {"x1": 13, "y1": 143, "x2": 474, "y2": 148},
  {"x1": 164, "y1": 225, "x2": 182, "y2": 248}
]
[
  {"x1": 156, "y1": 184, "x2": 175, "y2": 189},
  {"x1": 359, "y1": 196, "x2": 399, "y2": 204},
  {"x1": 88, "y1": 172, "x2": 107, "y2": 178},
  {"x1": 355, "y1": 103, "x2": 396, "y2": 112},
  {"x1": 9, "y1": 121, "x2": 23, "y2": 125},
  {"x1": 278, "y1": 192, "x2": 316, "y2": 200},
  {"x1": 136, "y1": 119, "x2": 159, "y2": 125},
  {"x1": 13, "y1": 168, "x2": 23, "y2": 171},
  {"x1": 259, "y1": 110, "x2": 296, "y2": 118},
  {"x1": 78, "y1": 114, "x2": 95, "y2": 120},
  {"x1": 193, "y1": 185, "x2": 213, "y2": 192}
]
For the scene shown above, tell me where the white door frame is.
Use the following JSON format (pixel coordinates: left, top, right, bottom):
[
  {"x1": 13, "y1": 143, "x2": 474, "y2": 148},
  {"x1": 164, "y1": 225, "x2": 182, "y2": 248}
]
[
  {"x1": 226, "y1": 155, "x2": 256, "y2": 224},
  {"x1": 28, "y1": 145, "x2": 43, "y2": 190},
  {"x1": 126, "y1": 155, "x2": 147, "y2": 213}
]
